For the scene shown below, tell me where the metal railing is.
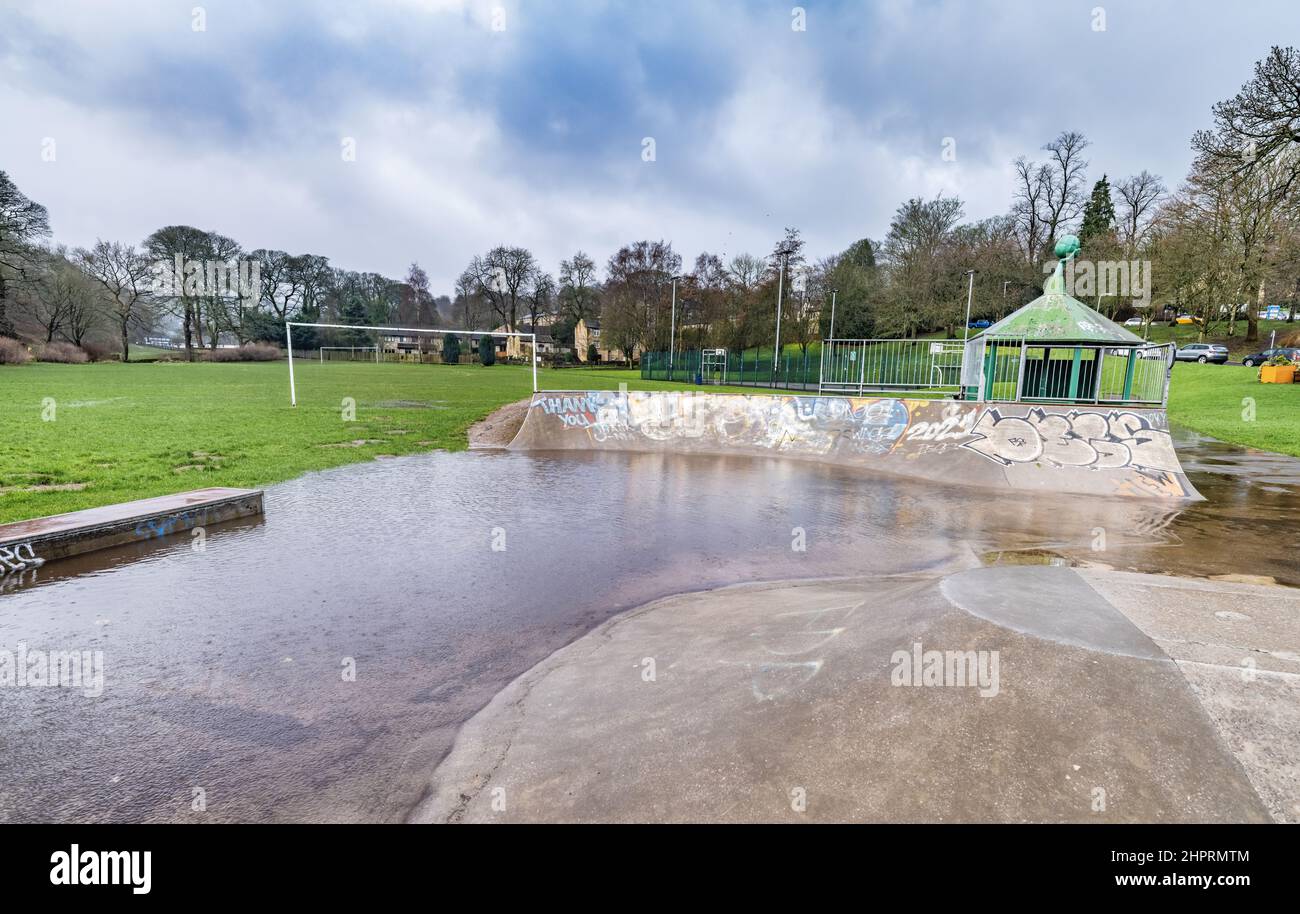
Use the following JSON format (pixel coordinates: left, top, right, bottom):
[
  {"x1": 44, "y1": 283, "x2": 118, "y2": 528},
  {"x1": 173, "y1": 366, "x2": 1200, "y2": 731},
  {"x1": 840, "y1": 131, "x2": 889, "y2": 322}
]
[
  {"x1": 642, "y1": 338, "x2": 1174, "y2": 406},
  {"x1": 819, "y1": 338, "x2": 965, "y2": 395},
  {"x1": 973, "y1": 338, "x2": 1173, "y2": 406}
]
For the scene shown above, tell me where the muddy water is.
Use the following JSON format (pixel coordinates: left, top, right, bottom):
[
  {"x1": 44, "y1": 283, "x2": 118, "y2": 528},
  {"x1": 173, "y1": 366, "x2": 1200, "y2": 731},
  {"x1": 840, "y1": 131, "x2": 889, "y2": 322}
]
[{"x1": 0, "y1": 431, "x2": 1296, "y2": 823}]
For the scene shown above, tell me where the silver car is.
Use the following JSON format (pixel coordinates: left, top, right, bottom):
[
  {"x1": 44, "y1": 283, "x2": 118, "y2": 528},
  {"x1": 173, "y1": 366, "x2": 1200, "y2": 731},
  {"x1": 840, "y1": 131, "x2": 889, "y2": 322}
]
[{"x1": 1174, "y1": 343, "x2": 1229, "y2": 364}]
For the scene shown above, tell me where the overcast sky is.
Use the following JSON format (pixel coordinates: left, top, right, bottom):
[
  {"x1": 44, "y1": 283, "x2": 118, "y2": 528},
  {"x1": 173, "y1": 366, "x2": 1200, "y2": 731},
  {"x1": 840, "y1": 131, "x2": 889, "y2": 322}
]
[{"x1": 2, "y1": 0, "x2": 1295, "y2": 292}]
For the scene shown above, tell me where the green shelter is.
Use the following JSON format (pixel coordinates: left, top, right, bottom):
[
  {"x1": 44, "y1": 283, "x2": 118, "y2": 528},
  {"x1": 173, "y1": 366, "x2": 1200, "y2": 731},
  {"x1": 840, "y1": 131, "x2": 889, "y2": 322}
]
[{"x1": 960, "y1": 236, "x2": 1173, "y2": 407}]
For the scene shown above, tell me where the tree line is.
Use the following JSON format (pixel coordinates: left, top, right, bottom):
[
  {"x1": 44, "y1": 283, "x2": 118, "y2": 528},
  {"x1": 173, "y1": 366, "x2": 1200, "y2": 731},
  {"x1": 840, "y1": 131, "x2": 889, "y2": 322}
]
[{"x1": 2, "y1": 46, "x2": 1296, "y2": 363}]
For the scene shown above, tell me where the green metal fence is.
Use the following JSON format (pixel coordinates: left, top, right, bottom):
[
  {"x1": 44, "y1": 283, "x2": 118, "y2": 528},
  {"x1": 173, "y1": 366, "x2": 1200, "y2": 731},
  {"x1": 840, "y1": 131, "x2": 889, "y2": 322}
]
[
  {"x1": 820, "y1": 339, "x2": 964, "y2": 395},
  {"x1": 641, "y1": 339, "x2": 1173, "y2": 406},
  {"x1": 641, "y1": 349, "x2": 821, "y2": 390}
]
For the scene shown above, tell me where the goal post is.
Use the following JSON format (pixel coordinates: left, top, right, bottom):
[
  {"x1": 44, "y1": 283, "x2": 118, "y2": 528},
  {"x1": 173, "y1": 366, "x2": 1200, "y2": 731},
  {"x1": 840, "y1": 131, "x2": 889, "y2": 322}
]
[{"x1": 285, "y1": 322, "x2": 538, "y2": 406}]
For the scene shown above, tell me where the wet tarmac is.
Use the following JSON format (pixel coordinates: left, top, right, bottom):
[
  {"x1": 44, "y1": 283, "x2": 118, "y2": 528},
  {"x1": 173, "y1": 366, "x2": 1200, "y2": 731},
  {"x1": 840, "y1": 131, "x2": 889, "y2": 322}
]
[{"x1": 0, "y1": 428, "x2": 1296, "y2": 822}]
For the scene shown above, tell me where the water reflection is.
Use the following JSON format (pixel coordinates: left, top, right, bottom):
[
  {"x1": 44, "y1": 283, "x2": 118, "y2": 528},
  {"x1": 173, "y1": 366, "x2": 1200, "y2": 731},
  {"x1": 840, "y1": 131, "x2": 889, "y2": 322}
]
[{"x1": 0, "y1": 431, "x2": 1294, "y2": 823}]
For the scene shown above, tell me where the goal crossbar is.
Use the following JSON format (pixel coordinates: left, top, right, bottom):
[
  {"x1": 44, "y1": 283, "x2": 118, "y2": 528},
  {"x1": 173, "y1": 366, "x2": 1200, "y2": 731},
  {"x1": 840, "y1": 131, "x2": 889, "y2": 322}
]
[{"x1": 285, "y1": 322, "x2": 538, "y2": 406}]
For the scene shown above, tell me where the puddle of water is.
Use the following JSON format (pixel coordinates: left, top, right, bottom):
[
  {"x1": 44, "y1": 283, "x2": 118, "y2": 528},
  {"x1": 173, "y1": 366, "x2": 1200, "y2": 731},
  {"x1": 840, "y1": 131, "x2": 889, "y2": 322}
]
[
  {"x1": 1, "y1": 429, "x2": 1297, "y2": 823},
  {"x1": 981, "y1": 549, "x2": 1071, "y2": 567}
]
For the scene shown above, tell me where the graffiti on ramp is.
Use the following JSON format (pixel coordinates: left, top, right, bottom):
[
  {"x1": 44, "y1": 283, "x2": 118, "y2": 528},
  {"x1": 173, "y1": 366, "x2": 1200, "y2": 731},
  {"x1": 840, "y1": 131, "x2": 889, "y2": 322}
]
[{"x1": 961, "y1": 407, "x2": 1182, "y2": 474}]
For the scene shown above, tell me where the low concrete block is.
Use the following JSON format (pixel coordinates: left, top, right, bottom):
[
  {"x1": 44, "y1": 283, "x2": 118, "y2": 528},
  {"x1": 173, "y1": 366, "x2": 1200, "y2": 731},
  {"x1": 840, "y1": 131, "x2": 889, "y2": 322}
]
[{"x1": 0, "y1": 487, "x2": 264, "y2": 574}]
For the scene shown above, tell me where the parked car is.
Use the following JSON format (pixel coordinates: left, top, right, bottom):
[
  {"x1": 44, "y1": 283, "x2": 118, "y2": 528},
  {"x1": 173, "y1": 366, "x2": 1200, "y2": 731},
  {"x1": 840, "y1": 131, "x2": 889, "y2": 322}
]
[
  {"x1": 1123, "y1": 317, "x2": 1143, "y2": 326},
  {"x1": 967, "y1": 319, "x2": 991, "y2": 329},
  {"x1": 1241, "y1": 347, "x2": 1300, "y2": 368},
  {"x1": 1174, "y1": 343, "x2": 1229, "y2": 364}
]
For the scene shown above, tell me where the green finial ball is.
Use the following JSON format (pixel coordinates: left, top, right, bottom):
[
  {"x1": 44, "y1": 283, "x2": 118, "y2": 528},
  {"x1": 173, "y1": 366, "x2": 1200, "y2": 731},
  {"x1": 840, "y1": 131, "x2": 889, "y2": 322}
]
[{"x1": 1054, "y1": 234, "x2": 1081, "y2": 260}]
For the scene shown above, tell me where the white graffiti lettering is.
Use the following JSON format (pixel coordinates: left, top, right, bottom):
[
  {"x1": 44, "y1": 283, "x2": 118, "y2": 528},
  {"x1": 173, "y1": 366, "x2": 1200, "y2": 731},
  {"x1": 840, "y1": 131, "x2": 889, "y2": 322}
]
[
  {"x1": 904, "y1": 403, "x2": 979, "y2": 442},
  {"x1": 962, "y1": 408, "x2": 1181, "y2": 473},
  {"x1": 0, "y1": 542, "x2": 44, "y2": 576}
]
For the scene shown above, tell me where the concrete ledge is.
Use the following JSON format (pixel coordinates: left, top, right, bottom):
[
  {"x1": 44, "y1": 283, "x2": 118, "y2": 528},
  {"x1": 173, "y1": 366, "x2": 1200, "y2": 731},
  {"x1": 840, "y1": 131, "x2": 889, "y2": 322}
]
[{"x1": 0, "y1": 488, "x2": 264, "y2": 574}]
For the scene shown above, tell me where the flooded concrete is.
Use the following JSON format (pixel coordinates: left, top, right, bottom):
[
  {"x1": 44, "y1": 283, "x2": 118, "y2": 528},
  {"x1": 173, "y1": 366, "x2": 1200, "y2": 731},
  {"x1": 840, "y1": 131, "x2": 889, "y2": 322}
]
[{"x1": 0, "y1": 427, "x2": 1296, "y2": 822}]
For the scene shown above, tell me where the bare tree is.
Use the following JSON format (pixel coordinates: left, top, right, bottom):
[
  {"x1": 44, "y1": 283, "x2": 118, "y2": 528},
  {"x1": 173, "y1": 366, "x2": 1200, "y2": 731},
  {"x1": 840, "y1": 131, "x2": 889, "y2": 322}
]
[
  {"x1": 603, "y1": 240, "x2": 681, "y2": 353},
  {"x1": 558, "y1": 251, "x2": 599, "y2": 322},
  {"x1": 1041, "y1": 130, "x2": 1091, "y2": 250},
  {"x1": 251, "y1": 249, "x2": 305, "y2": 322},
  {"x1": 454, "y1": 268, "x2": 491, "y2": 330},
  {"x1": 1115, "y1": 171, "x2": 1167, "y2": 255},
  {"x1": 30, "y1": 248, "x2": 98, "y2": 342},
  {"x1": 1010, "y1": 131, "x2": 1090, "y2": 262},
  {"x1": 466, "y1": 246, "x2": 538, "y2": 331},
  {"x1": 0, "y1": 170, "x2": 51, "y2": 337},
  {"x1": 525, "y1": 272, "x2": 555, "y2": 331},
  {"x1": 1192, "y1": 46, "x2": 1300, "y2": 205},
  {"x1": 1011, "y1": 157, "x2": 1050, "y2": 264},
  {"x1": 79, "y1": 240, "x2": 154, "y2": 362},
  {"x1": 879, "y1": 195, "x2": 965, "y2": 337}
]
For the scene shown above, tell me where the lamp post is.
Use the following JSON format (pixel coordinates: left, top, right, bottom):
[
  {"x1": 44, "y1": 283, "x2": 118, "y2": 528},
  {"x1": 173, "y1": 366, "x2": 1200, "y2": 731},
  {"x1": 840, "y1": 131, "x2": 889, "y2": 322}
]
[
  {"x1": 963, "y1": 269, "x2": 976, "y2": 343},
  {"x1": 829, "y1": 288, "x2": 838, "y2": 340},
  {"x1": 773, "y1": 247, "x2": 794, "y2": 371},
  {"x1": 668, "y1": 275, "x2": 678, "y2": 381}
]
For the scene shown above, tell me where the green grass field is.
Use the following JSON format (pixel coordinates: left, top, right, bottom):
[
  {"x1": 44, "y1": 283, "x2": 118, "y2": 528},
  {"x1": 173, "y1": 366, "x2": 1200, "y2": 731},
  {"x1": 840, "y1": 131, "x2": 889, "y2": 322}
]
[
  {"x1": 1167, "y1": 363, "x2": 1299, "y2": 456},
  {"x1": 0, "y1": 361, "x2": 785, "y2": 523},
  {"x1": 0, "y1": 359, "x2": 1294, "y2": 524}
]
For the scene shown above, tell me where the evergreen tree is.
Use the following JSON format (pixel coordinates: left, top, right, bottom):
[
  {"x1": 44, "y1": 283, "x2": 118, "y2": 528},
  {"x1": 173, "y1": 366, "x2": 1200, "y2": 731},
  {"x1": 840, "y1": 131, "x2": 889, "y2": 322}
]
[
  {"x1": 442, "y1": 333, "x2": 461, "y2": 364},
  {"x1": 478, "y1": 333, "x2": 496, "y2": 366},
  {"x1": 1078, "y1": 175, "x2": 1117, "y2": 251},
  {"x1": 339, "y1": 294, "x2": 370, "y2": 345}
]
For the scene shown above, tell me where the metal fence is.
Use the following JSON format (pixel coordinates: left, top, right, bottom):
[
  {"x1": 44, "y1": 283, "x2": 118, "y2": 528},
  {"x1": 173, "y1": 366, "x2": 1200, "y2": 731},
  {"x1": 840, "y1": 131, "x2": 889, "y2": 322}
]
[
  {"x1": 641, "y1": 339, "x2": 1174, "y2": 406},
  {"x1": 968, "y1": 337, "x2": 1174, "y2": 405},
  {"x1": 641, "y1": 349, "x2": 821, "y2": 390},
  {"x1": 819, "y1": 338, "x2": 965, "y2": 395}
]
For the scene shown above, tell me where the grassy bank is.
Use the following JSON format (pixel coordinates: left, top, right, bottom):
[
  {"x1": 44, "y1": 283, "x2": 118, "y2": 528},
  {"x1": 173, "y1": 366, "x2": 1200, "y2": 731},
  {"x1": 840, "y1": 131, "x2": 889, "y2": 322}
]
[
  {"x1": 0, "y1": 361, "x2": 783, "y2": 523},
  {"x1": 1166, "y1": 362, "x2": 1298, "y2": 457}
]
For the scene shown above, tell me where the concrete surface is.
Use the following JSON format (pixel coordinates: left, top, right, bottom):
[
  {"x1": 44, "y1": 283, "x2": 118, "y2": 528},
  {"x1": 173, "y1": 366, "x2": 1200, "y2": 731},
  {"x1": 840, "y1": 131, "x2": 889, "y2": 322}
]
[
  {"x1": 1077, "y1": 569, "x2": 1300, "y2": 823},
  {"x1": 0, "y1": 487, "x2": 263, "y2": 574},
  {"x1": 510, "y1": 391, "x2": 1201, "y2": 500},
  {"x1": 414, "y1": 565, "x2": 1286, "y2": 823},
  {"x1": 467, "y1": 398, "x2": 529, "y2": 449}
]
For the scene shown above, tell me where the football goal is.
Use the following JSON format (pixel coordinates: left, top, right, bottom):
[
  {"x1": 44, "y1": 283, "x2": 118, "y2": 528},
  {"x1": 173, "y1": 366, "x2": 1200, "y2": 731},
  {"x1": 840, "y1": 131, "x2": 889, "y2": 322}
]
[
  {"x1": 284, "y1": 322, "x2": 538, "y2": 406},
  {"x1": 320, "y1": 345, "x2": 379, "y2": 363}
]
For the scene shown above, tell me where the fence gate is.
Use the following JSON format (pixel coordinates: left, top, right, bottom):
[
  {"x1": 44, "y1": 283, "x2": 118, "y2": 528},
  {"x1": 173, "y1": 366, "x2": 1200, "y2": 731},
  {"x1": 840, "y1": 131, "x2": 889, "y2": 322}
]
[{"x1": 701, "y1": 348, "x2": 727, "y2": 384}]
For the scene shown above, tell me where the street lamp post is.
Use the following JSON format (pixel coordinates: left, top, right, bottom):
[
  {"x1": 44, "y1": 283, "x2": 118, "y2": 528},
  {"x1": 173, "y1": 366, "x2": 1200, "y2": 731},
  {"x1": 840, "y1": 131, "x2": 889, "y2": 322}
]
[
  {"x1": 668, "y1": 275, "x2": 678, "y2": 381},
  {"x1": 829, "y1": 288, "x2": 838, "y2": 340},
  {"x1": 773, "y1": 248, "x2": 794, "y2": 372},
  {"x1": 963, "y1": 270, "x2": 976, "y2": 344}
]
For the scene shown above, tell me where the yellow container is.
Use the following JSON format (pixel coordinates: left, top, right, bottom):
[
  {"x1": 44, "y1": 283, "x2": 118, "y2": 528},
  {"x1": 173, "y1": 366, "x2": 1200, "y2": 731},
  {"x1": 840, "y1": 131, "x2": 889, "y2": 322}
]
[{"x1": 1260, "y1": 365, "x2": 1296, "y2": 384}]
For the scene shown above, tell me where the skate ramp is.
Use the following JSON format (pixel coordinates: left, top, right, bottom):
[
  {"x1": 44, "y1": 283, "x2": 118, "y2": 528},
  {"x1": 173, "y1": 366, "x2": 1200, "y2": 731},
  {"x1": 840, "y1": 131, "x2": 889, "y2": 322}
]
[{"x1": 509, "y1": 391, "x2": 1201, "y2": 500}]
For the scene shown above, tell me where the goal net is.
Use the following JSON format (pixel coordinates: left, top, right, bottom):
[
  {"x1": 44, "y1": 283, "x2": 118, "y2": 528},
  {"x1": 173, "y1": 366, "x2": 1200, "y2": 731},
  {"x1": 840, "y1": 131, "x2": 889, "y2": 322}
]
[{"x1": 285, "y1": 322, "x2": 538, "y2": 406}]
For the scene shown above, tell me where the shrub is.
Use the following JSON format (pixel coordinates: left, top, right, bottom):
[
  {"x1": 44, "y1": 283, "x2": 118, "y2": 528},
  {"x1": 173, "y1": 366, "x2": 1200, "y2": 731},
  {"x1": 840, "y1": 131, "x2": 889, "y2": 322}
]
[
  {"x1": 35, "y1": 341, "x2": 90, "y2": 363},
  {"x1": 587, "y1": 343, "x2": 599, "y2": 363},
  {"x1": 81, "y1": 340, "x2": 116, "y2": 362},
  {"x1": 0, "y1": 337, "x2": 33, "y2": 365},
  {"x1": 206, "y1": 342, "x2": 283, "y2": 362},
  {"x1": 1265, "y1": 354, "x2": 1294, "y2": 367},
  {"x1": 478, "y1": 335, "x2": 496, "y2": 366},
  {"x1": 442, "y1": 334, "x2": 461, "y2": 364}
]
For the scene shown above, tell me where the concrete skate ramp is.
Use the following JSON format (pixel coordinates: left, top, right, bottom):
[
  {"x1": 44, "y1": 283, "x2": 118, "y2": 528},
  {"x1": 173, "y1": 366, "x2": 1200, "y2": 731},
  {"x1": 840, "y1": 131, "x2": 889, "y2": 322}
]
[{"x1": 509, "y1": 391, "x2": 1201, "y2": 500}]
